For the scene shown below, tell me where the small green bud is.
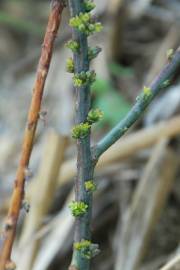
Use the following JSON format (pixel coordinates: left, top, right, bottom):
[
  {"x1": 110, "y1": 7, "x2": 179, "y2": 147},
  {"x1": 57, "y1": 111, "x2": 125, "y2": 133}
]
[
  {"x1": 69, "y1": 13, "x2": 103, "y2": 35},
  {"x1": 73, "y1": 71, "x2": 86, "y2": 87},
  {"x1": 166, "y1": 49, "x2": 174, "y2": 60},
  {"x1": 79, "y1": 23, "x2": 86, "y2": 32},
  {"x1": 87, "y1": 109, "x2": 103, "y2": 124},
  {"x1": 73, "y1": 71, "x2": 96, "y2": 87},
  {"x1": 86, "y1": 70, "x2": 96, "y2": 84},
  {"x1": 74, "y1": 240, "x2": 91, "y2": 250},
  {"x1": 141, "y1": 86, "x2": 153, "y2": 101},
  {"x1": 88, "y1": 23, "x2": 95, "y2": 32},
  {"x1": 94, "y1": 22, "x2": 103, "y2": 33},
  {"x1": 73, "y1": 77, "x2": 83, "y2": 87},
  {"x1": 69, "y1": 201, "x2": 88, "y2": 217},
  {"x1": 84, "y1": 0, "x2": 96, "y2": 12},
  {"x1": 69, "y1": 13, "x2": 90, "y2": 30},
  {"x1": 88, "y1": 46, "x2": 102, "y2": 61},
  {"x1": 85, "y1": 180, "x2": 96, "y2": 192},
  {"x1": 72, "y1": 123, "x2": 91, "y2": 139},
  {"x1": 66, "y1": 40, "x2": 80, "y2": 52},
  {"x1": 143, "y1": 86, "x2": 152, "y2": 97},
  {"x1": 81, "y1": 13, "x2": 91, "y2": 23},
  {"x1": 74, "y1": 240, "x2": 91, "y2": 259},
  {"x1": 74, "y1": 239, "x2": 100, "y2": 259},
  {"x1": 66, "y1": 57, "x2": 74, "y2": 73}
]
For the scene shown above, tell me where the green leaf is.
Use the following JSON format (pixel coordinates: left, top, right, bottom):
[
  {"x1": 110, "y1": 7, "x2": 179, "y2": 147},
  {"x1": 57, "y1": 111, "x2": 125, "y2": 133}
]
[
  {"x1": 95, "y1": 93, "x2": 131, "y2": 127},
  {"x1": 92, "y1": 77, "x2": 131, "y2": 127},
  {"x1": 91, "y1": 78, "x2": 110, "y2": 95}
]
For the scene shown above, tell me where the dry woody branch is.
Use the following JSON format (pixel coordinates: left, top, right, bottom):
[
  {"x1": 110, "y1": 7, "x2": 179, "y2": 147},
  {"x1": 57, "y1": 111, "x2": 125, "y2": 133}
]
[{"x1": 0, "y1": 1, "x2": 65, "y2": 269}]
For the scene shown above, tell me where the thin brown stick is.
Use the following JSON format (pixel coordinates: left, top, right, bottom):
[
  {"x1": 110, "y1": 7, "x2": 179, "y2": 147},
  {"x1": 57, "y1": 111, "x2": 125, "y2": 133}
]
[{"x1": 0, "y1": 1, "x2": 65, "y2": 269}]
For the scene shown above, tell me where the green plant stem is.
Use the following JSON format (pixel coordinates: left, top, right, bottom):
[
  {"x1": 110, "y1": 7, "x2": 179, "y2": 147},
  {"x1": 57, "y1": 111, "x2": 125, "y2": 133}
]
[
  {"x1": 68, "y1": 1, "x2": 94, "y2": 269},
  {"x1": 93, "y1": 47, "x2": 180, "y2": 160}
]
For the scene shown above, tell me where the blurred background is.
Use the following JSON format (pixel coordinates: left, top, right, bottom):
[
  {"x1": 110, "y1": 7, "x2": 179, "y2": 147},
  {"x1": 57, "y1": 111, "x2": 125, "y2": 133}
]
[{"x1": 0, "y1": 0, "x2": 180, "y2": 269}]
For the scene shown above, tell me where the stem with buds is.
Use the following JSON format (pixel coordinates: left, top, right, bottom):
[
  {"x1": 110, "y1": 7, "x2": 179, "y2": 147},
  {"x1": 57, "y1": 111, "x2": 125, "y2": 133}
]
[{"x1": 67, "y1": 3, "x2": 180, "y2": 267}]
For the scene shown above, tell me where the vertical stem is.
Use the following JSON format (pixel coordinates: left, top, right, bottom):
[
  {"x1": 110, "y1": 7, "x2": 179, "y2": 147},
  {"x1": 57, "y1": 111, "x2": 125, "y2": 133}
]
[
  {"x1": 68, "y1": 1, "x2": 94, "y2": 269},
  {"x1": 0, "y1": 1, "x2": 64, "y2": 269}
]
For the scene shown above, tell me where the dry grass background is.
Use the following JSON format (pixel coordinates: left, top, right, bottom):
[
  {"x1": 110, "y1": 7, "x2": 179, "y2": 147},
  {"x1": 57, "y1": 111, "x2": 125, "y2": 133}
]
[{"x1": 0, "y1": 0, "x2": 180, "y2": 269}]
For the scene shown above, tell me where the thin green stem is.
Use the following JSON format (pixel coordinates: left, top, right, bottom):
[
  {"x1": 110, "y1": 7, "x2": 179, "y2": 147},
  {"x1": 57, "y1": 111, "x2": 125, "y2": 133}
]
[{"x1": 93, "y1": 47, "x2": 180, "y2": 160}]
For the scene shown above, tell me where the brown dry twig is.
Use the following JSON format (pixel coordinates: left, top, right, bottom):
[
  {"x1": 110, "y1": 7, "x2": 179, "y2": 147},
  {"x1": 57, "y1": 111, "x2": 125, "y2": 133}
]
[{"x1": 0, "y1": 1, "x2": 65, "y2": 269}]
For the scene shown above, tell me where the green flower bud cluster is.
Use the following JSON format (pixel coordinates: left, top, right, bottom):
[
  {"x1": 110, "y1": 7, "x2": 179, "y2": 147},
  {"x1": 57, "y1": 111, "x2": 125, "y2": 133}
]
[
  {"x1": 88, "y1": 46, "x2": 102, "y2": 61},
  {"x1": 69, "y1": 201, "x2": 88, "y2": 217},
  {"x1": 74, "y1": 239, "x2": 100, "y2": 259},
  {"x1": 87, "y1": 108, "x2": 103, "y2": 124},
  {"x1": 66, "y1": 40, "x2": 80, "y2": 53},
  {"x1": 71, "y1": 123, "x2": 91, "y2": 139},
  {"x1": 84, "y1": 0, "x2": 96, "y2": 12},
  {"x1": 142, "y1": 86, "x2": 152, "y2": 100},
  {"x1": 66, "y1": 57, "x2": 74, "y2": 73},
  {"x1": 73, "y1": 70, "x2": 96, "y2": 87},
  {"x1": 69, "y1": 12, "x2": 103, "y2": 36},
  {"x1": 85, "y1": 180, "x2": 96, "y2": 192},
  {"x1": 71, "y1": 108, "x2": 103, "y2": 140},
  {"x1": 143, "y1": 86, "x2": 152, "y2": 96},
  {"x1": 136, "y1": 86, "x2": 152, "y2": 103}
]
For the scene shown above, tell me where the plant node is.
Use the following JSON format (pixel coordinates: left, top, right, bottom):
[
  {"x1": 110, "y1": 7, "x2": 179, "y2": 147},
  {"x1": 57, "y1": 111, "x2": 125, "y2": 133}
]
[
  {"x1": 71, "y1": 123, "x2": 91, "y2": 139},
  {"x1": 84, "y1": 0, "x2": 96, "y2": 12},
  {"x1": 74, "y1": 239, "x2": 100, "y2": 259},
  {"x1": 66, "y1": 57, "x2": 75, "y2": 73},
  {"x1": 143, "y1": 86, "x2": 152, "y2": 96},
  {"x1": 85, "y1": 180, "x2": 96, "y2": 192},
  {"x1": 87, "y1": 108, "x2": 103, "y2": 124},
  {"x1": 66, "y1": 40, "x2": 80, "y2": 53},
  {"x1": 73, "y1": 71, "x2": 96, "y2": 87},
  {"x1": 69, "y1": 12, "x2": 102, "y2": 36},
  {"x1": 69, "y1": 201, "x2": 88, "y2": 217}
]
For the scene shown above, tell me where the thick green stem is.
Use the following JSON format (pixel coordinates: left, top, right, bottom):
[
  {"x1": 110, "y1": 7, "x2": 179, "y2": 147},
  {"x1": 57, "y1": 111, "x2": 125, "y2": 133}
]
[
  {"x1": 94, "y1": 47, "x2": 180, "y2": 159},
  {"x1": 68, "y1": 1, "x2": 94, "y2": 269}
]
